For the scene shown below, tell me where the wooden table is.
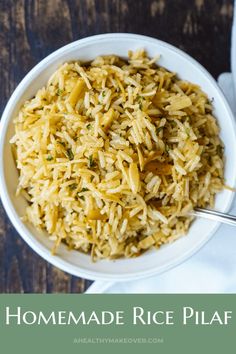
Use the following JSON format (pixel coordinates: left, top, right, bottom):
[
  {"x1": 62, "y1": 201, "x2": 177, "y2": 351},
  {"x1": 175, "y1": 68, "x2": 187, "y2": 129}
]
[{"x1": 0, "y1": 0, "x2": 234, "y2": 293}]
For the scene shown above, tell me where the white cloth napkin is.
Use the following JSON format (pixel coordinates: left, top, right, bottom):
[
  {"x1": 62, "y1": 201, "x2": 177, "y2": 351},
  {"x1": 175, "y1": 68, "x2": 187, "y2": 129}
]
[{"x1": 87, "y1": 9, "x2": 236, "y2": 293}]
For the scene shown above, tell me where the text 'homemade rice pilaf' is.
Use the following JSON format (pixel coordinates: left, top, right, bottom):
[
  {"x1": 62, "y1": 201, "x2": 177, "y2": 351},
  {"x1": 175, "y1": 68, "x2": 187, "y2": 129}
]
[{"x1": 11, "y1": 50, "x2": 224, "y2": 260}]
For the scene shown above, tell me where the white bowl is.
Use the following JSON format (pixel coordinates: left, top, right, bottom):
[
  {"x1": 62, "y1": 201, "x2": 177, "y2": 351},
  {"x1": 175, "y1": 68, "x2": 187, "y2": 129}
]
[{"x1": 1, "y1": 33, "x2": 236, "y2": 281}]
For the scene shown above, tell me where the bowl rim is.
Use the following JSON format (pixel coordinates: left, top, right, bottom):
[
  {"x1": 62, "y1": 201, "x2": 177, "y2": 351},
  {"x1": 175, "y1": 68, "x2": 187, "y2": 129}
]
[{"x1": 1, "y1": 33, "x2": 236, "y2": 281}]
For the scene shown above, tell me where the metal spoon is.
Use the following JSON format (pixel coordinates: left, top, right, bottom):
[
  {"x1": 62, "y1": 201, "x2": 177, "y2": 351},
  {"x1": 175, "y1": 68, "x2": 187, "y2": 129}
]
[{"x1": 191, "y1": 208, "x2": 236, "y2": 226}]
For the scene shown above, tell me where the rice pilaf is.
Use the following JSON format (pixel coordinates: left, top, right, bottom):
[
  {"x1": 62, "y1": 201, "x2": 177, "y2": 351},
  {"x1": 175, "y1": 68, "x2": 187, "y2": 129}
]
[{"x1": 11, "y1": 50, "x2": 224, "y2": 260}]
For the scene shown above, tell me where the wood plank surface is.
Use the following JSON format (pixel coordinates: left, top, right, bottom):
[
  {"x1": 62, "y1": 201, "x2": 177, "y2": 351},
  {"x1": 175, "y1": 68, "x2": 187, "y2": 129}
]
[{"x1": 0, "y1": 0, "x2": 234, "y2": 293}]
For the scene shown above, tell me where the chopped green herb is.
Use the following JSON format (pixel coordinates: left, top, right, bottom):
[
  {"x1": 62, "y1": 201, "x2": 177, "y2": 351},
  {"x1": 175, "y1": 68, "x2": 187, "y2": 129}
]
[
  {"x1": 170, "y1": 120, "x2": 177, "y2": 127},
  {"x1": 137, "y1": 96, "x2": 143, "y2": 110},
  {"x1": 102, "y1": 91, "x2": 106, "y2": 97},
  {"x1": 185, "y1": 128, "x2": 190, "y2": 137},
  {"x1": 58, "y1": 141, "x2": 66, "y2": 147},
  {"x1": 86, "y1": 124, "x2": 92, "y2": 130},
  {"x1": 165, "y1": 145, "x2": 170, "y2": 153},
  {"x1": 69, "y1": 183, "x2": 77, "y2": 191},
  {"x1": 156, "y1": 126, "x2": 164, "y2": 134},
  {"x1": 81, "y1": 187, "x2": 89, "y2": 192},
  {"x1": 88, "y1": 155, "x2": 95, "y2": 168},
  {"x1": 66, "y1": 148, "x2": 74, "y2": 160},
  {"x1": 56, "y1": 88, "x2": 64, "y2": 96},
  {"x1": 46, "y1": 154, "x2": 53, "y2": 161},
  {"x1": 78, "y1": 195, "x2": 85, "y2": 201},
  {"x1": 185, "y1": 117, "x2": 191, "y2": 123}
]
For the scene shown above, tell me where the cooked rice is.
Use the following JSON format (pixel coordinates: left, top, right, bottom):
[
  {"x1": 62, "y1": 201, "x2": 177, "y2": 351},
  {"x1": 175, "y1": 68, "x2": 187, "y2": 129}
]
[{"x1": 11, "y1": 49, "x2": 224, "y2": 260}]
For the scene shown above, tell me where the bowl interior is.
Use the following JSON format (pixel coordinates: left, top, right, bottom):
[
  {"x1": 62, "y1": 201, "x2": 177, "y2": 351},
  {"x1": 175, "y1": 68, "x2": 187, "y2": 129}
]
[{"x1": 1, "y1": 34, "x2": 236, "y2": 281}]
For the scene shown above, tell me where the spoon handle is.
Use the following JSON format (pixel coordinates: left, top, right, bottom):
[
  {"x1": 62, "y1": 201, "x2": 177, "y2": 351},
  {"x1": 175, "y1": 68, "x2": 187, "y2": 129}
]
[{"x1": 191, "y1": 208, "x2": 236, "y2": 226}]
